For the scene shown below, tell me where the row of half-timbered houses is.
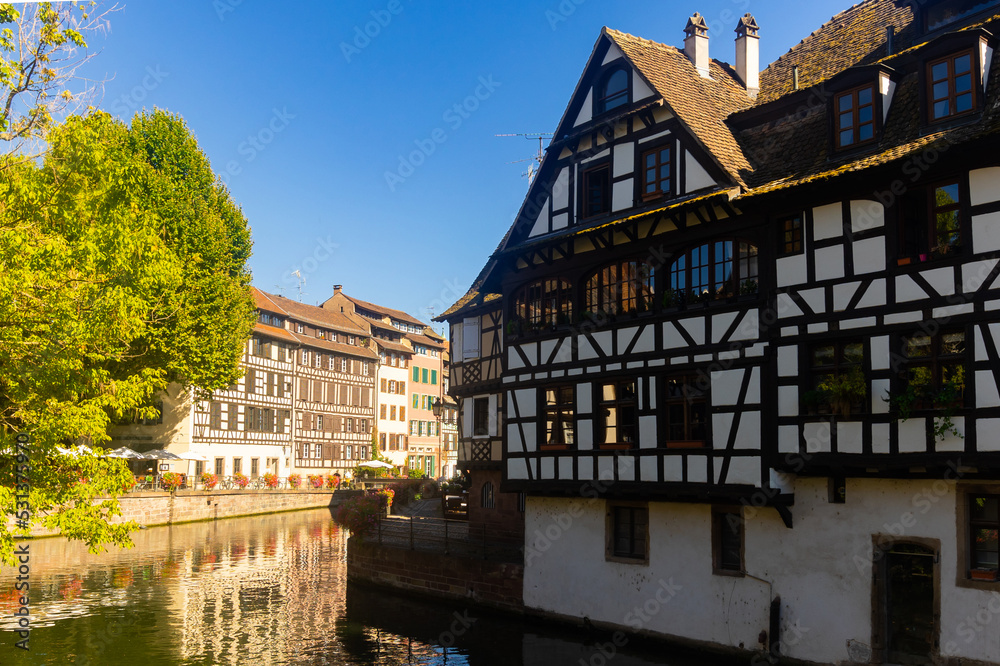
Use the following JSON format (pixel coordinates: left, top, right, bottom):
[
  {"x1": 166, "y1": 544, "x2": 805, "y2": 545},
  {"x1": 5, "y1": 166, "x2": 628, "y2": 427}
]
[{"x1": 441, "y1": 1, "x2": 1000, "y2": 663}]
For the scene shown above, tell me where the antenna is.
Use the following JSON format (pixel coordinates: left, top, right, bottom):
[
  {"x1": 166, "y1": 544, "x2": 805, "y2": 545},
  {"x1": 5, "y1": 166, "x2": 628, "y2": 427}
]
[
  {"x1": 496, "y1": 133, "x2": 553, "y2": 183},
  {"x1": 291, "y1": 270, "x2": 307, "y2": 302},
  {"x1": 273, "y1": 283, "x2": 286, "y2": 297}
]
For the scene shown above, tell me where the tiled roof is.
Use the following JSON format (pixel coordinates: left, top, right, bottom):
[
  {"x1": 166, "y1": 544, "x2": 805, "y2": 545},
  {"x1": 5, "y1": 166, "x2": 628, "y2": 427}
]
[
  {"x1": 257, "y1": 289, "x2": 368, "y2": 335},
  {"x1": 292, "y1": 333, "x2": 379, "y2": 360},
  {"x1": 756, "y1": 0, "x2": 916, "y2": 104},
  {"x1": 253, "y1": 323, "x2": 297, "y2": 343},
  {"x1": 604, "y1": 28, "x2": 756, "y2": 186},
  {"x1": 375, "y1": 338, "x2": 413, "y2": 355},
  {"x1": 345, "y1": 295, "x2": 426, "y2": 328},
  {"x1": 406, "y1": 332, "x2": 446, "y2": 349},
  {"x1": 253, "y1": 288, "x2": 289, "y2": 316}
]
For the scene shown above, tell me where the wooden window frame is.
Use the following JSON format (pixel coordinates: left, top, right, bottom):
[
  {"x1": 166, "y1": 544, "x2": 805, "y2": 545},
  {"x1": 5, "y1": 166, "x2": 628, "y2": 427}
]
[
  {"x1": 640, "y1": 143, "x2": 672, "y2": 202},
  {"x1": 594, "y1": 66, "x2": 630, "y2": 116},
  {"x1": 927, "y1": 49, "x2": 977, "y2": 122},
  {"x1": 834, "y1": 83, "x2": 877, "y2": 150},
  {"x1": 898, "y1": 328, "x2": 966, "y2": 411},
  {"x1": 581, "y1": 163, "x2": 612, "y2": 219},
  {"x1": 712, "y1": 506, "x2": 745, "y2": 576},
  {"x1": 957, "y1": 485, "x2": 1000, "y2": 589},
  {"x1": 807, "y1": 339, "x2": 867, "y2": 416},
  {"x1": 512, "y1": 278, "x2": 574, "y2": 334},
  {"x1": 662, "y1": 374, "x2": 708, "y2": 448},
  {"x1": 540, "y1": 385, "x2": 575, "y2": 450},
  {"x1": 606, "y1": 501, "x2": 649, "y2": 564},
  {"x1": 669, "y1": 239, "x2": 759, "y2": 304},
  {"x1": 597, "y1": 379, "x2": 638, "y2": 450},
  {"x1": 584, "y1": 260, "x2": 656, "y2": 316},
  {"x1": 473, "y1": 397, "x2": 490, "y2": 438},
  {"x1": 777, "y1": 213, "x2": 804, "y2": 256}
]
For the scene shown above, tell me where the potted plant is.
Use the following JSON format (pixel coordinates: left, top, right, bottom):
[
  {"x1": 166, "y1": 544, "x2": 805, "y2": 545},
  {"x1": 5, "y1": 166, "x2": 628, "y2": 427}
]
[
  {"x1": 233, "y1": 472, "x2": 249, "y2": 489},
  {"x1": 288, "y1": 473, "x2": 302, "y2": 489},
  {"x1": 971, "y1": 568, "x2": 998, "y2": 582},
  {"x1": 662, "y1": 288, "x2": 681, "y2": 309},
  {"x1": 200, "y1": 472, "x2": 218, "y2": 490},
  {"x1": 818, "y1": 367, "x2": 866, "y2": 417},
  {"x1": 739, "y1": 279, "x2": 758, "y2": 296},
  {"x1": 262, "y1": 472, "x2": 279, "y2": 489},
  {"x1": 800, "y1": 389, "x2": 826, "y2": 415},
  {"x1": 161, "y1": 472, "x2": 183, "y2": 492}
]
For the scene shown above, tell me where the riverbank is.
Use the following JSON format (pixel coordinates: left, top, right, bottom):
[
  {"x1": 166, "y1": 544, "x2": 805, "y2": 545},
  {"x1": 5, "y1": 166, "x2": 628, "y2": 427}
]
[{"x1": 20, "y1": 489, "x2": 352, "y2": 537}]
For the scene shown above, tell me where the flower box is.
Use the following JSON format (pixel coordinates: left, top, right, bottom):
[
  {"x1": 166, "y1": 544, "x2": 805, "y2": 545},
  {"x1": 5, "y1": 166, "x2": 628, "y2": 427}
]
[{"x1": 971, "y1": 568, "x2": 998, "y2": 582}]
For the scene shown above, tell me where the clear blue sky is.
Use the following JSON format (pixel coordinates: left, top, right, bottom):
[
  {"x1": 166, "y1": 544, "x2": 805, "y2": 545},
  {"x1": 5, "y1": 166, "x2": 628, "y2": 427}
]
[{"x1": 79, "y1": 0, "x2": 850, "y2": 330}]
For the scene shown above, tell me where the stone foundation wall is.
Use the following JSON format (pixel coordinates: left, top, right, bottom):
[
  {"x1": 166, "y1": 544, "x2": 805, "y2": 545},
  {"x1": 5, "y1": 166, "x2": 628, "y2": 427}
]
[
  {"x1": 23, "y1": 490, "x2": 338, "y2": 536},
  {"x1": 347, "y1": 536, "x2": 523, "y2": 614}
]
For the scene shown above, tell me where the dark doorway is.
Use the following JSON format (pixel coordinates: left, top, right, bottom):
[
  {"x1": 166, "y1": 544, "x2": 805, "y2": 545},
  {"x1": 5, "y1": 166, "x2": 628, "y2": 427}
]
[{"x1": 883, "y1": 543, "x2": 936, "y2": 665}]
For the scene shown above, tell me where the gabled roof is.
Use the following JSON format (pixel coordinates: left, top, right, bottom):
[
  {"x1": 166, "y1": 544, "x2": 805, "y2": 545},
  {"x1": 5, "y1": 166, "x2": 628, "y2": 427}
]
[
  {"x1": 255, "y1": 289, "x2": 368, "y2": 335},
  {"x1": 293, "y1": 333, "x2": 379, "y2": 360},
  {"x1": 603, "y1": 28, "x2": 756, "y2": 186},
  {"x1": 756, "y1": 0, "x2": 916, "y2": 104},
  {"x1": 406, "y1": 332, "x2": 446, "y2": 349},
  {"x1": 345, "y1": 295, "x2": 426, "y2": 328},
  {"x1": 253, "y1": 322, "x2": 297, "y2": 343},
  {"x1": 375, "y1": 338, "x2": 413, "y2": 355}
]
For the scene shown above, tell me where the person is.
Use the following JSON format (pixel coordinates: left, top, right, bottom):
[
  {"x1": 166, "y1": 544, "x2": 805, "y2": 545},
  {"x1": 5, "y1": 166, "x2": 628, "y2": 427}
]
[{"x1": 333, "y1": 472, "x2": 341, "y2": 489}]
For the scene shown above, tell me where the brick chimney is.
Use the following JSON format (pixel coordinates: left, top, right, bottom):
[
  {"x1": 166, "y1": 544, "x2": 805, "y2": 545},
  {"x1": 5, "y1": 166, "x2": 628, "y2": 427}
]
[
  {"x1": 333, "y1": 285, "x2": 343, "y2": 295},
  {"x1": 735, "y1": 13, "x2": 760, "y2": 94},
  {"x1": 684, "y1": 12, "x2": 711, "y2": 78}
]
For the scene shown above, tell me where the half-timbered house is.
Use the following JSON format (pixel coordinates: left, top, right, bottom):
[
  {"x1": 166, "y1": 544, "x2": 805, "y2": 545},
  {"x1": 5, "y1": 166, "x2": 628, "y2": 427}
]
[{"x1": 443, "y1": 1, "x2": 1000, "y2": 663}]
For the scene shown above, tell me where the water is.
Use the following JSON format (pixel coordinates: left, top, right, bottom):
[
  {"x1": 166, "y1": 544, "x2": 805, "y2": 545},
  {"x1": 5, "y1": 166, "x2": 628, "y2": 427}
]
[{"x1": 0, "y1": 509, "x2": 743, "y2": 665}]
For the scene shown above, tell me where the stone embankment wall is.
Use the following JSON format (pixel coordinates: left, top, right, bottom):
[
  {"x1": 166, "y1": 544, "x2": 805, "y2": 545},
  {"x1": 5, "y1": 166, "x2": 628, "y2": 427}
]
[
  {"x1": 25, "y1": 490, "x2": 339, "y2": 537},
  {"x1": 347, "y1": 537, "x2": 523, "y2": 614}
]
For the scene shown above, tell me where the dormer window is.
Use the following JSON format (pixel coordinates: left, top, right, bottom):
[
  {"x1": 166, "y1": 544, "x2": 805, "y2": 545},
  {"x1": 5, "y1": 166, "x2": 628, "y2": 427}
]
[
  {"x1": 926, "y1": 0, "x2": 996, "y2": 32},
  {"x1": 928, "y1": 50, "x2": 976, "y2": 121},
  {"x1": 641, "y1": 144, "x2": 673, "y2": 201},
  {"x1": 596, "y1": 67, "x2": 629, "y2": 115},
  {"x1": 835, "y1": 85, "x2": 876, "y2": 149},
  {"x1": 582, "y1": 164, "x2": 611, "y2": 218}
]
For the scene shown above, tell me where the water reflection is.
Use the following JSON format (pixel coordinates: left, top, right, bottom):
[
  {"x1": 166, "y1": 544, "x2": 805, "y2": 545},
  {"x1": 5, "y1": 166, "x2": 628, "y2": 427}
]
[{"x1": 1, "y1": 509, "x2": 741, "y2": 666}]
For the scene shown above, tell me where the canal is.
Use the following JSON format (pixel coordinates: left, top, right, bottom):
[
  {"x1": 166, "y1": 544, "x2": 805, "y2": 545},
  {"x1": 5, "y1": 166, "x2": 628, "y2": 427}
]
[{"x1": 1, "y1": 508, "x2": 747, "y2": 665}]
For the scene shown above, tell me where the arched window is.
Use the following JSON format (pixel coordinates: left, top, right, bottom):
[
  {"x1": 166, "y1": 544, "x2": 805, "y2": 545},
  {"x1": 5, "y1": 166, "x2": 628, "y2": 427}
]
[
  {"x1": 513, "y1": 278, "x2": 573, "y2": 331},
  {"x1": 668, "y1": 240, "x2": 758, "y2": 303},
  {"x1": 597, "y1": 67, "x2": 629, "y2": 115},
  {"x1": 585, "y1": 261, "x2": 655, "y2": 316},
  {"x1": 481, "y1": 481, "x2": 495, "y2": 509}
]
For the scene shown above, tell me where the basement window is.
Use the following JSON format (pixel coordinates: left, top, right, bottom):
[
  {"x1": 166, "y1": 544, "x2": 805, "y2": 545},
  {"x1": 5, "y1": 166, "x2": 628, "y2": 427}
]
[{"x1": 607, "y1": 502, "x2": 648, "y2": 564}]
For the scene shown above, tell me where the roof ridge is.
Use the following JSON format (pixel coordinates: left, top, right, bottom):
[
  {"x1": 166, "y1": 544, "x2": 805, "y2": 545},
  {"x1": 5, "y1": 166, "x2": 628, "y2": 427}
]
[{"x1": 767, "y1": 0, "x2": 876, "y2": 69}]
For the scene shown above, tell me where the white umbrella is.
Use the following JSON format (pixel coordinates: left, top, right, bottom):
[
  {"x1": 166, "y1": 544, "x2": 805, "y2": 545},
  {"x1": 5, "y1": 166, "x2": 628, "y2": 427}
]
[
  {"x1": 358, "y1": 460, "x2": 394, "y2": 469},
  {"x1": 107, "y1": 447, "x2": 144, "y2": 459},
  {"x1": 140, "y1": 449, "x2": 182, "y2": 461},
  {"x1": 177, "y1": 452, "x2": 209, "y2": 461}
]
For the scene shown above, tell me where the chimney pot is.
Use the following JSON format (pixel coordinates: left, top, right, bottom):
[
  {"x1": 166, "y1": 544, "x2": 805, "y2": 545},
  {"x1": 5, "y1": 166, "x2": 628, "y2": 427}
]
[
  {"x1": 886, "y1": 26, "x2": 895, "y2": 56},
  {"x1": 334, "y1": 285, "x2": 343, "y2": 294},
  {"x1": 684, "y1": 12, "x2": 711, "y2": 78},
  {"x1": 734, "y1": 13, "x2": 760, "y2": 94},
  {"x1": 793, "y1": 65, "x2": 800, "y2": 90}
]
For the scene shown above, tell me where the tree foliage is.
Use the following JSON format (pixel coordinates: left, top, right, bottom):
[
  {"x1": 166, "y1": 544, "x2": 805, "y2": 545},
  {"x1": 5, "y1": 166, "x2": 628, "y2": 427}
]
[{"x1": 0, "y1": 110, "x2": 255, "y2": 563}]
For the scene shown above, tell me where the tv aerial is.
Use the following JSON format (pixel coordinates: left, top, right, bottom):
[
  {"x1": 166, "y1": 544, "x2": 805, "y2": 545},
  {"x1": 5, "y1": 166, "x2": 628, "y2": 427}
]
[{"x1": 496, "y1": 133, "x2": 553, "y2": 183}]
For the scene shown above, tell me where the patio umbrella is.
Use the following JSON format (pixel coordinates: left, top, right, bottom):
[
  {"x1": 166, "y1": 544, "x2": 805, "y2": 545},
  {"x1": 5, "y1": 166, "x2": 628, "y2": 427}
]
[
  {"x1": 140, "y1": 449, "x2": 183, "y2": 461},
  {"x1": 177, "y1": 452, "x2": 209, "y2": 461},
  {"x1": 107, "y1": 447, "x2": 144, "y2": 459},
  {"x1": 358, "y1": 460, "x2": 394, "y2": 469}
]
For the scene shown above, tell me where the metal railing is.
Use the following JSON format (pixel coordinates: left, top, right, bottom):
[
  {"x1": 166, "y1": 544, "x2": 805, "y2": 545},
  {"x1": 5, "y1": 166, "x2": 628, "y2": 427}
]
[
  {"x1": 373, "y1": 513, "x2": 523, "y2": 564},
  {"x1": 125, "y1": 475, "x2": 348, "y2": 493}
]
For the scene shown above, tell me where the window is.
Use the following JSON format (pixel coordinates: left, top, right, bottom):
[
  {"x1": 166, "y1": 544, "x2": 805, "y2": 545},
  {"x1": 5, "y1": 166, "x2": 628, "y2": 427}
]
[
  {"x1": 641, "y1": 144, "x2": 672, "y2": 201},
  {"x1": 663, "y1": 375, "x2": 707, "y2": 447},
  {"x1": 302, "y1": 443, "x2": 311, "y2": 459},
  {"x1": 296, "y1": 323, "x2": 304, "y2": 334},
  {"x1": 542, "y1": 386, "x2": 575, "y2": 448},
  {"x1": 809, "y1": 340, "x2": 866, "y2": 416},
  {"x1": 431, "y1": 370, "x2": 437, "y2": 385},
  {"x1": 390, "y1": 405, "x2": 396, "y2": 420},
  {"x1": 300, "y1": 350, "x2": 308, "y2": 365},
  {"x1": 713, "y1": 508, "x2": 744, "y2": 575},
  {"x1": 777, "y1": 214, "x2": 804, "y2": 256},
  {"x1": 227, "y1": 403, "x2": 238, "y2": 431},
  {"x1": 413, "y1": 366, "x2": 420, "y2": 383},
  {"x1": 481, "y1": 481, "x2": 496, "y2": 509},
  {"x1": 585, "y1": 261, "x2": 655, "y2": 316},
  {"x1": 669, "y1": 240, "x2": 758, "y2": 303},
  {"x1": 900, "y1": 329, "x2": 966, "y2": 408},
  {"x1": 314, "y1": 353, "x2": 322, "y2": 368},
  {"x1": 835, "y1": 85, "x2": 876, "y2": 149},
  {"x1": 215, "y1": 457, "x2": 224, "y2": 476},
  {"x1": 512, "y1": 279, "x2": 573, "y2": 331},
  {"x1": 473, "y1": 397, "x2": 490, "y2": 437},
  {"x1": 276, "y1": 410, "x2": 289, "y2": 434},
  {"x1": 582, "y1": 164, "x2": 611, "y2": 218},
  {"x1": 928, "y1": 50, "x2": 975, "y2": 121},
  {"x1": 598, "y1": 380, "x2": 637, "y2": 448},
  {"x1": 209, "y1": 402, "x2": 222, "y2": 430},
  {"x1": 399, "y1": 406, "x2": 405, "y2": 421},
  {"x1": 926, "y1": 0, "x2": 995, "y2": 31},
  {"x1": 380, "y1": 404, "x2": 387, "y2": 419},
  {"x1": 346, "y1": 445, "x2": 353, "y2": 460},
  {"x1": 422, "y1": 368, "x2": 429, "y2": 384},
  {"x1": 898, "y1": 180, "x2": 966, "y2": 259},
  {"x1": 315, "y1": 415, "x2": 324, "y2": 431},
  {"x1": 969, "y1": 494, "x2": 999, "y2": 574},
  {"x1": 607, "y1": 504, "x2": 648, "y2": 563},
  {"x1": 596, "y1": 67, "x2": 629, "y2": 115},
  {"x1": 233, "y1": 457, "x2": 242, "y2": 475},
  {"x1": 462, "y1": 318, "x2": 480, "y2": 360},
  {"x1": 250, "y1": 458, "x2": 259, "y2": 479}
]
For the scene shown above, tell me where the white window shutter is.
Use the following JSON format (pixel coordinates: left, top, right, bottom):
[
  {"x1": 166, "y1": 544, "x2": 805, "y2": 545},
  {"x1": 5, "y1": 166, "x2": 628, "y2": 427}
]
[{"x1": 462, "y1": 318, "x2": 480, "y2": 360}]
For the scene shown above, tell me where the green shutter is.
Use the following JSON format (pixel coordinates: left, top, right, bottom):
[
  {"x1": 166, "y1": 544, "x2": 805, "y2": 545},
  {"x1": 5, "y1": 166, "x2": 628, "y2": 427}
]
[
  {"x1": 422, "y1": 368, "x2": 429, "y2": 383},
  {"x1": 431, "y1": 370, "x2": 438, "y2": 385},
  {"x1": 413, "y1": 394, "x2": 419, "y2": 408},
  {"x1": 412, "y1": 366, "x2": 419, "y2": 382}
]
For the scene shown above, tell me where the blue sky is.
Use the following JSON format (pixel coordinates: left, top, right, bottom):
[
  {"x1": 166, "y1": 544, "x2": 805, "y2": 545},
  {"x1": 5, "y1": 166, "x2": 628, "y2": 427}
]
[{"x1": 79, "y1": 0, "x2": 850, "y2": 330}]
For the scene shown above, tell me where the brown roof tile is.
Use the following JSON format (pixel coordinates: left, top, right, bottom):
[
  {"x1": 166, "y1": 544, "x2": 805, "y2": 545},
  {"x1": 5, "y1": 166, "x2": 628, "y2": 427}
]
[
  {"x1": 257, "y1": 289, "x2": 368, "y2": 335},
  {"x1": 345, "y1": 295, "x2": 427, "y2": 328}
]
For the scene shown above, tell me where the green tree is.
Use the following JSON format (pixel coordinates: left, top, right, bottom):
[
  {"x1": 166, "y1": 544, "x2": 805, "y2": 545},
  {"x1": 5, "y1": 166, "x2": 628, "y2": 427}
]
[{"x1": 0, "y1": 110, "x2": 255, "y2": 564}]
